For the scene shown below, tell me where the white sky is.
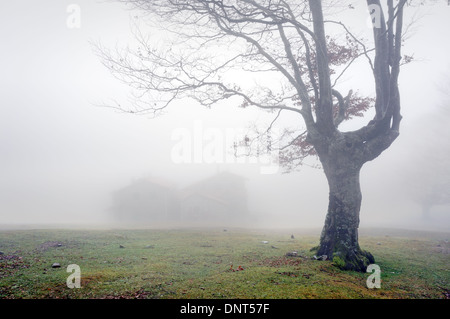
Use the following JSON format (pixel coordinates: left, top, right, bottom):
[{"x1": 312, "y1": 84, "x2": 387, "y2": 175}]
[{"x1": 0, "y1": 1, "x2": 449, "y2": 230}]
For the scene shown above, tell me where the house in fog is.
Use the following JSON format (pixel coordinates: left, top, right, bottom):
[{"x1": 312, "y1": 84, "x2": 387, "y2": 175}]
[
  {"x1": 110, "y1": 172, "x2": 248, "y2": 224},
  {"x1": 179, "y1": 172, "x2": 248, "y2": 223},
  {"x1": 110, "y1": 177, "x2": 179, "y2": 223}
]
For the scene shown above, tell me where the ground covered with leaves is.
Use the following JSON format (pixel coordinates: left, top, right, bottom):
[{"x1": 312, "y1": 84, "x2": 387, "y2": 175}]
[{"x1": 0, "y1": 227, "x2": 448, "y2": 299}]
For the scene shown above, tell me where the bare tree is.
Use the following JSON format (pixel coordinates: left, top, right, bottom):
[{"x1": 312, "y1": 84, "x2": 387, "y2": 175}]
[{"x1": 97, "y1": 0, "x2": 410, "y2": 271}]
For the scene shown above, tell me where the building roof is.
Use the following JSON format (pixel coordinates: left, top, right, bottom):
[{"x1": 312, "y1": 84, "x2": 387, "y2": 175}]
[
  {"x1": 179, "y1": 171, "x2": 246, "y2": 205},
  {"x1": 180, "y1": 191, "x2": 229, "y2": 206},
  {"x1": 114, "y1": 175, "x2": 177, "y2": 195},
  {"x1": 183, "y1": 171, "x2": 245, "y2": 190}
]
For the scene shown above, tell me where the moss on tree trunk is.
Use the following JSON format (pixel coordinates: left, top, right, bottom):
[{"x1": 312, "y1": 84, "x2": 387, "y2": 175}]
[{"x1": 315, "y1": 140, "x2": 375, "y2": 272}]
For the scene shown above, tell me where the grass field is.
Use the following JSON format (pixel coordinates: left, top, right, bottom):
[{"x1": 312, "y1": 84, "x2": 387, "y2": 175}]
[{"x1": 0, "y1": 227, "x2": 448, "y2": 299}]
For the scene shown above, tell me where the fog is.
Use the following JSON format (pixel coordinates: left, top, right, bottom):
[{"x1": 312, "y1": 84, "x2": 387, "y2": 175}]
[{"x1": 0, "y1": 1, "x2": 449, "y2": 232}]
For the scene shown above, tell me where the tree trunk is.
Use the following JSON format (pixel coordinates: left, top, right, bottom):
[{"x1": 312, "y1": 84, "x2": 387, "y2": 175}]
[{"x1": 313, "y1": 137, "x2": 375, "y2": 272}]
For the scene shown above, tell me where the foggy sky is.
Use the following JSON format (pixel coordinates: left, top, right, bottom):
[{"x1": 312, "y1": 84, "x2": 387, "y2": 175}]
[{"x1": 1, "y1": 1, "x2": 449, "y2": 231}]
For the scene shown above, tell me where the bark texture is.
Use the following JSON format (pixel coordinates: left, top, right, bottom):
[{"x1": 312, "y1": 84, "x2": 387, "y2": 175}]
[
  {"x1": 307, "y1": 0, "x2": 406, "y2": 271},
  {"x1": 310, "y1": 132, "x2": 375, "y2": 271}
]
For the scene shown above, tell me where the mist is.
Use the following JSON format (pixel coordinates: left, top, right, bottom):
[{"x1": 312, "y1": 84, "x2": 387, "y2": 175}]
[{"x1": 1, "y1": 0, "x2": 449, "y2": 233}]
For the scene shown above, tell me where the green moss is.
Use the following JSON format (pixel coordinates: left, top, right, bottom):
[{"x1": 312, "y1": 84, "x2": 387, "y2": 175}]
[{"x1": 332, "y1": 256, "x2": 346, "y2": 269}]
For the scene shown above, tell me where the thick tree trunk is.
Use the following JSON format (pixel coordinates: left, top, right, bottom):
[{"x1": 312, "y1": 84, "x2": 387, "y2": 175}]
[
  {"x1": 313, "y1": 136, "x2": 375, "y2": 272},
  {"x1": 316, "y1": 167, "x2": 374, "y2": 271}
]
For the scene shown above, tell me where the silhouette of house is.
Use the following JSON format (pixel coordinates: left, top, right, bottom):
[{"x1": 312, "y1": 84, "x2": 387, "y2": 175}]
[
  {"x1": 179, "y1": 172, "x2": 248, "y2": 222},
  {"x1": 110, "y1": 172, "x2": 248, "y2": 224},
  {"x1": 110, "y1": 177, "x2": 179, "y2": 223}
]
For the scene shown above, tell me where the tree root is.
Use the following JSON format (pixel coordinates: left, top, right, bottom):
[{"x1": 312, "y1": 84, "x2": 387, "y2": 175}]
[{"x1": 331, "y1": 249, "x2": 375, "y2": 272}]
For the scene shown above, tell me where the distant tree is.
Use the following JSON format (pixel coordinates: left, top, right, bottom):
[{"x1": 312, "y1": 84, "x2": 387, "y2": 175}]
[
  {"x1": 97, "y1": 0, "x2": 412, "y2": 271},
  {"x1": 418, "y1": 152, "x2": 450, "y2": 219},
  {"x1": 404, "y1": 81, "x2": 450, "y2": 219}
]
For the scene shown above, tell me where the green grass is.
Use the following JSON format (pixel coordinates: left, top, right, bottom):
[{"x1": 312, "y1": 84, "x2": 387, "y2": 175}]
[{"x1": 0, "y1": 227, "x2": 448, "y2": 299}]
